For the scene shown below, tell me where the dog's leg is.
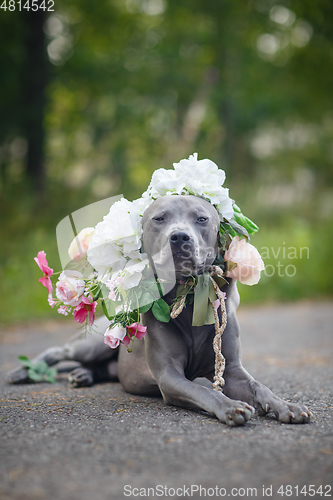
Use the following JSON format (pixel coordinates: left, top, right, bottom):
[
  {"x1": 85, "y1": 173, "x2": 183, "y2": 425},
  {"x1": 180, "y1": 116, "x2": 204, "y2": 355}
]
[
  {"x1": 152, "y1": 363, "x2": 254, "y2": 426},
  {"x1": 68, "y1": 358, "x2": 119, "y2": 388},
  {"x1": 224, "y1": 365, "x2": 311, "y2": 424},
  {"x1": 7, "y1": 346, "x2": 67, "y2": 384},
  {"x1": 7, "y1": 316, "x2": 118, "y2": 387},
  {"x1": 117, "y1": 319, "x2": 253, "y2": 426},
  {"x1": 221, "y1": 282, "x2": 311, "y2": 424},
  {"x1": 64, "y1": 317, "x2": 119, "y2": 387},
  {"x1": 143, "y1": 317, "x2": 254, "y2": 426},
  {"x1": 119, "y1": 336, "x2": 254, "y2": 426},
  {"x1": 117, "y1": 341, "x2": 161, "y2": 397}
]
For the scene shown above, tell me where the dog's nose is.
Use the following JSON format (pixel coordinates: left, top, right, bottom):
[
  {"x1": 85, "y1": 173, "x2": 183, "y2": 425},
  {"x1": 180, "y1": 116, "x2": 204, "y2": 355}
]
[{"x1": 170, "y1": 231, "x2": 191, "y2": 245}]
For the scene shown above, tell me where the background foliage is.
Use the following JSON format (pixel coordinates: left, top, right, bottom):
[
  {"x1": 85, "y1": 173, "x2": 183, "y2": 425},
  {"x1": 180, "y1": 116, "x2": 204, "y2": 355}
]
[{"x1": 0, "y1": 0, "x2": 332, "y2": 324}]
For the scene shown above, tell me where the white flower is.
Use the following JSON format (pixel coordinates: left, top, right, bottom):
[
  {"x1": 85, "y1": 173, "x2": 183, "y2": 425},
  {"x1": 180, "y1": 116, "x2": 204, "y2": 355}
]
[
  {"x1": 87, "y1": 232, "x2": 126, "y2": 280},
  {"x1": 216, "y1": 189, "x2": 234, "y2": 221},
  {"x1": 132, "y1": 192, "x2": 154, "y2": 216},
  {"x1": 173, "y1": 153, "x2": 225, "y2": 183},
  {"x1": 100, "y1": 198, "x2": 141, "y2": 244},
  {"x1": 87, "y1": 198, "x2": 143, "y2": 279},
  {"x1": 121, "y1": 259, "x2": 149, "y2": 290},
  {"x1": 147, "y1": 168, "x2": 185, "y2": 198},
  {"x1": 106, "y1": 258, "x2": 149, "y2": 294},
  {"x1": 144, "y1": 153, "x2": 234, "y2": 220},
  {"x1": 68, "y1": 227, "x2": 95, "y2": 260}
]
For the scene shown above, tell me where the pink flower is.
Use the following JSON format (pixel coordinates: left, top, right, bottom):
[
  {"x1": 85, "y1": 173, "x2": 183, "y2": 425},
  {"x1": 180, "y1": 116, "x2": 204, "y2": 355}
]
[
  {"x1": 48, "y1": 295, "x2": 57, "y2": 308},
  {"x1": 58, "y1": 305, "x2": 69, "y2": 316},
  {"x1": 105, "y1": 275, "x2": 125, "y2": 301},
  {"x1": 56, "y1": 270, "x2": 85, "y2": 306},
  {"x1": 126, "y1": 323, "x2": 147, "y2": 341},
  {"x1": 121, "y1": 335, "x2": 131, "y2": 347},
  {"x1": 103, "y1": 323, "x2": 147, "y2": 349},
  {"x1": 108, "y1": 289, "x2": 117, "y2": 301},
  {"x1": 34, "y1": 251, "x2": 53, "y2": 294},
  {"x1": 73, "y1": 296, "x2": 97, "y2": 325},
  {"x1": 224, "y1": 236, "x2": 265, "y2": 286},
  {"x1": 104, "y1": 326, "x2": 126, "y2": 349}
]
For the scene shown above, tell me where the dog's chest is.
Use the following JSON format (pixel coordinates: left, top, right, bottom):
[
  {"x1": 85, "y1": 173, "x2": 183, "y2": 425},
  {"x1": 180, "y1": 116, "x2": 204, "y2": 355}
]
[
  {"x1": 173, "y1": 308, "x2": 216, "y2": 380},
  {"x1": 187, "y1": 327, "x2": 215, "y2": 380}
]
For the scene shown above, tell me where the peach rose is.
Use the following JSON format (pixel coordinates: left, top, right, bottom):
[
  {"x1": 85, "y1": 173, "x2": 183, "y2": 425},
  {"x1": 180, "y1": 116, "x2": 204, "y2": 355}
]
[
  {"x1": 68, "y1": 227, "x2": 95, "y2": 261},
  {"x1": 224, "y1": 236, "x2": 265, "y2": 285}
]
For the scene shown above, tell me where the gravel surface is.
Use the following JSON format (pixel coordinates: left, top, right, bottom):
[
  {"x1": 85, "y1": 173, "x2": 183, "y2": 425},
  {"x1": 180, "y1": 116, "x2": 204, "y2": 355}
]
[{"x1": 0, "y1": 301, "x2": 332, "y2": 500}]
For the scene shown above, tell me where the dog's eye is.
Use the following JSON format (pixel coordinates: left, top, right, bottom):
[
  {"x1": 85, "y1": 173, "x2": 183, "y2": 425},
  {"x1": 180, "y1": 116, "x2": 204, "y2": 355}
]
[
  {"x1": 153, "y1": 217, "x2": 164, "y2": 222},
  {"x1": 197, "y1": 217, "x2": 208, "y2": 223}
]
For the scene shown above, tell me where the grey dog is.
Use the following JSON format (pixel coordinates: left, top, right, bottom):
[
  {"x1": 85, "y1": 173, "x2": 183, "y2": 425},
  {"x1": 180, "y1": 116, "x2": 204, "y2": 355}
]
[{"x1": 8, "y1": 195, "x2": 311, "y2": 426}]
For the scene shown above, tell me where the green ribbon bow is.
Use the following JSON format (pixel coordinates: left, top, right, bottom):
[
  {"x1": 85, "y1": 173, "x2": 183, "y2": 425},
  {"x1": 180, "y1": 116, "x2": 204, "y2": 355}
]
[{"x1": 192, "y1": 272, "x2": 227, "y2": 326}]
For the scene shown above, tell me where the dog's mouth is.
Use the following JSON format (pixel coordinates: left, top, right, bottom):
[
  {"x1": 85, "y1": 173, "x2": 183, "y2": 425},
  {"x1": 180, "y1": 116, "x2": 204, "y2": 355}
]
[
  {"x1": 149, "y1": 238, "x2": 216, "y2": 279},
  {"x1": 172, "y1": 247, "x2": 212, "y2": 274}
]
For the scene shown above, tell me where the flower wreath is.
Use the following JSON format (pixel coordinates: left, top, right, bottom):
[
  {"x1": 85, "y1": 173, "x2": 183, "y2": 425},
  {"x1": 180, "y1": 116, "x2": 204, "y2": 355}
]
[{"x1": 35, "y1": 154, "x2": 264, "y2": 379}]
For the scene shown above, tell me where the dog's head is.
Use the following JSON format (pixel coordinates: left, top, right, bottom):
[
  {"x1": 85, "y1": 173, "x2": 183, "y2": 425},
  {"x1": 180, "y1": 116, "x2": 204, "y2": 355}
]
[{"x1": 142, "y1": 195, "x2": 220, "y2": 279}]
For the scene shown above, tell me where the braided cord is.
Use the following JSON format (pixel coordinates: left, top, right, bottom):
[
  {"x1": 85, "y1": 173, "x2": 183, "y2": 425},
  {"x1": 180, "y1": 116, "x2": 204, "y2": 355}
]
[{"x1": 170, "y1": 266, "x2": 227, "y2": 392}]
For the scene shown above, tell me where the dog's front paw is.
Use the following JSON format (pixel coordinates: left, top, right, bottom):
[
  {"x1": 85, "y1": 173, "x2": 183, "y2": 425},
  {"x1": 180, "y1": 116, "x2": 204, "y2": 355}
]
[
  {"x1": 259, "y1": 400, "x2": 312, "y2": 424},
  {"x1": 249, "y1": 380, "x2": 311, "y2": 424},
  {"x1": 217, "y1": 398, "x2": 255, "y2": 427},
  {"x1": 68, "y1": 367, "x2": 94, "y2": 388}
]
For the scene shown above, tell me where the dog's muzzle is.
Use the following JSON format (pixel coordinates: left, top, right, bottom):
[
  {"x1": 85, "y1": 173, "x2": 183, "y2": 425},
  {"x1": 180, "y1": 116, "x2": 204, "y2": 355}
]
[
  {"x1": 150, "y1": 228, "x2": 209, "y2": 278},
  {"x1": 169, "y1": 230, "x2": 191, "y2": 246}
]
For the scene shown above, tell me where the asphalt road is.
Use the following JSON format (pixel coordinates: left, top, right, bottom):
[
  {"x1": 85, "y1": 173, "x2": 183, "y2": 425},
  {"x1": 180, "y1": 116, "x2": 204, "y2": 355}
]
[{"x1": 0, "y1": 301, "x2": 332, "y2": 500}]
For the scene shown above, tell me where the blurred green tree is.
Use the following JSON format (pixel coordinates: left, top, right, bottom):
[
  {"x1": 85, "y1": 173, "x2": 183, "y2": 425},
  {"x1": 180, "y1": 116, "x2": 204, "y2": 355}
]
[
  {"x1": 0, "y1": 0, "x2": 332, "y2": 323},
  {"x1": 1, "y1": 0, "x2": 333, "y2": 197}
]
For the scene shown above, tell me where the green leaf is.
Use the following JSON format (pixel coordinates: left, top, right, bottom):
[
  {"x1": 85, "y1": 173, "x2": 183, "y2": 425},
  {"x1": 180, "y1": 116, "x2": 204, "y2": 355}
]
[
  {"x1": 102, "y1": 299, "x2": 116, "y2": 320},
  {"x1": 132, "y1": 287, "x2": 143, "y2": 301},
  {"x1": 138, "y1": 292, "x2": 154, "y2": 312},
  {"x1": 140, "y1": 278, "x2": 157, "y2": 288},
  {"x1": 18, "y1": 356, "x2": 34, "y2": 368},
  {"x1": 91, "y1": 284, "x2": 102, "y2": 301},
  {"x1": 244, "y1": 217, "x2": 259, "y2": 234},
  {"x1": 45, "y1": 368, "x2": 58, "y2": 383},
  {"x1": 228, "y1": 218, "x2": 250, "y2": 239},
  {"x1": 145, "y1": 282, "x2": 162, "y2": 300},
  {"x1": 137, "y1": 303, "x2": 152, "y2": 314},
  {"x1": 233, "y1": 203, "x2": 242, "y2": 214},
  {"x1": 27, "y1": 369, "x2": 43, "y2": 381},
  {"x1": 221, "y1": 221, "x2": 244, "y2": 239},
  {"x1": 18, "y1": 356, "x2": 58, "y2": 383},
  {"x1": 233, "y1": 212, "x2": 259, "y2": 235},
  {"x1": 151, "y1": 298, "x2": 170, "y2": 323},
  {"x1": 47, "y1": 367, "x2": 58, "y2": 378},
  {"x1": 64, "y1": 256, "x2": 94, "y2": 279},
  {"x1": 18, "y1": 355, "x2": 29, "y2": 362},
  {"x1": 232, "y1": 204, "x2": 259, "y2": 235},
  {"x1": 45, "y1": 377, "x2": 56, "y2": 384},
  {"x1": 33, "y1": 361, "x2": 49, "y2": 374}
]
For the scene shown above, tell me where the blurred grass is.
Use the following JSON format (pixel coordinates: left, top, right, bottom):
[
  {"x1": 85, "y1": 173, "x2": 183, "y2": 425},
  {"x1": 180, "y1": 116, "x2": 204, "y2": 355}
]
[
  {"x1": 238, "y1": 219, "x2": 333, "y2": 303},
  {"x1": 1, "y1": 181, "x2": 332, "y2": 326},
  {"x1": 0, "y1": 182, "x2": 95, "y2": 325}
]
